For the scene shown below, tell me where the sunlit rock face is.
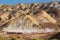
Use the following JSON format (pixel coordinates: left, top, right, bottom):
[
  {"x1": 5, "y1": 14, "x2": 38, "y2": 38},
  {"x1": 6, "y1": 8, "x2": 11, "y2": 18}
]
[
  {"x1": 2, "y1": 14, "x2": 59, "y2": 34},
  {"x1": 0, "y1": 2, "x2": 60, "y2": 34}
]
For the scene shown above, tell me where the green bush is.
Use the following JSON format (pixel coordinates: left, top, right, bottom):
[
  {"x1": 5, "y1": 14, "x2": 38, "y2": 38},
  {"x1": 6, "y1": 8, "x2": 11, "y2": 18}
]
[{"x1": 11, "y1": 38, "x2": 16, "y2": 40}]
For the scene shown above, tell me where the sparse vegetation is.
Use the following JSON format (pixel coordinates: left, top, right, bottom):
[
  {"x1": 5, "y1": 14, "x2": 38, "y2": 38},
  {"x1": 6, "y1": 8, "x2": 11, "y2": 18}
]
[{"x1": 10, "y1": 38, "x2": 16, "y2": 40}]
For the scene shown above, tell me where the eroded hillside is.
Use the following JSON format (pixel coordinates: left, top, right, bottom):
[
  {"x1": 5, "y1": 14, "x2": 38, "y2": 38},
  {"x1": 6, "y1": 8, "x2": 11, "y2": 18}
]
[{"x1": 0, "y1": 1, "x2": 60, "y2": 40}]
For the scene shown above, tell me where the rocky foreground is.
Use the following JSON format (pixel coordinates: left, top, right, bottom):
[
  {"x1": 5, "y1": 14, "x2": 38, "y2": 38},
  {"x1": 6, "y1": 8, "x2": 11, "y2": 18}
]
[{"x1": 0, "y1": 1, "x2": 60, "y2": 40}]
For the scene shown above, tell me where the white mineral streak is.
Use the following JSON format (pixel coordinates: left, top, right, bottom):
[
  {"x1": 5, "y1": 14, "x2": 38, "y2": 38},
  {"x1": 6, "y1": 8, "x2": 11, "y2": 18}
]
[{"x1": 2, "y1": 16, "x2": 55, "y2": 34}]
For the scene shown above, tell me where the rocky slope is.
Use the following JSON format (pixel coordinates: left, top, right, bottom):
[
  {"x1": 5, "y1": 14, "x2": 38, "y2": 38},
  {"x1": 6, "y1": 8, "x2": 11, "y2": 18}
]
[{"x1": 0, "y1": 1, "x2": 60, "y2": 40}]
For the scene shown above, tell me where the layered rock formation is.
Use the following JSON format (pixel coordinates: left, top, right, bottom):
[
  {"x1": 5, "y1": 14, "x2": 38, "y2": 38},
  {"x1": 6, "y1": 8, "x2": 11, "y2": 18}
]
[{"x1": 0, "y1": 1, "x2": 60, "y2": 40}]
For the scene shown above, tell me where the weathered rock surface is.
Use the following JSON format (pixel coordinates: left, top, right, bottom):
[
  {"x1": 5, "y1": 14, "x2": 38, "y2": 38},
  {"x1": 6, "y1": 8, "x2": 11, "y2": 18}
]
[{"x1": 0, "y1": 1, "x2": 59, "y2": 40}]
